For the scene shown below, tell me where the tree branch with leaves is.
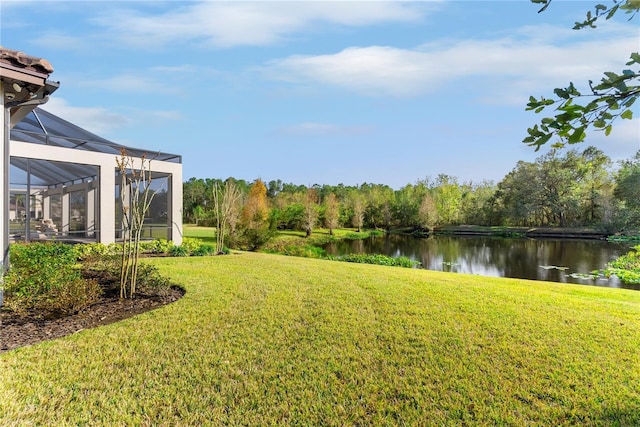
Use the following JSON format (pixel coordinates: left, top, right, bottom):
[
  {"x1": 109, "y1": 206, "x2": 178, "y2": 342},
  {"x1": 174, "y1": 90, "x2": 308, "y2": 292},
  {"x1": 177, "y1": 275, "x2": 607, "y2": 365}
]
[{"x1": 524, "y1": 0, "x2": 639, "y2": 150}]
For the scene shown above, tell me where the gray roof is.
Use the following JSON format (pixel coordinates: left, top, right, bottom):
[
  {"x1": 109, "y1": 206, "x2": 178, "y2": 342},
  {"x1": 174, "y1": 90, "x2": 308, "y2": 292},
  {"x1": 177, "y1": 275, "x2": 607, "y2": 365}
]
[{"x1": 10, "y1": 107, "x2": 181, "y2": 186}]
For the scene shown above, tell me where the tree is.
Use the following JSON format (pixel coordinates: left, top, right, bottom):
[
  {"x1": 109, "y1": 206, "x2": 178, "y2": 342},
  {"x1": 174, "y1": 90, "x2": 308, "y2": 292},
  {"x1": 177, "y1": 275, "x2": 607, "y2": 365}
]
[
  {"x1": 116, "y1": 149, "x2": 163, "y2": 298},
  {"x1": 614, "y1": 150, "x2": 640, "y2": 227},
  {"x1": 302, "y1": 187, "x2": 319, "y2": 237},
  {"x1": 241, "y1": 179, "x2": 269, "y2": 229},
  {"x1": 183, "y1": 177, "x2": 206, "y2": 223},
  {"x1": 524, "y1": 0, "x2": 639, "y2": 149},
  {"x1": 240, "y1": 179, "x2": 271, "y2": 250},
  {"x1": 192, "y1": 205, "x2": 205, "y2": 226},
  {"x1": 212, "y1": 179, "x2": 242, "y2": 253},
  {"x1": 324, "y1": 193, "x2": 340, "y2": 235},
  {"x1": 433, "y1": 174, "x2": 462, "y2": 225},
  {"x1": 577, "y1": 146, "x2": 612, "y2": 223},
  {"x1": 418, "y1": 193, "x2": 438, "y2": 229},
  {"x1": 351, "y1": 194, "x2": 365, "y2": 232}
]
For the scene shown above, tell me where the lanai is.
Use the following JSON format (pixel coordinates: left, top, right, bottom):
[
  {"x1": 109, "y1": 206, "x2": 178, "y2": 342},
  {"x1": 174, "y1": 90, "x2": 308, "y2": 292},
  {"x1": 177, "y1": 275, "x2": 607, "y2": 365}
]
[{"x1": 1, "y1": 47, "x2": 183, "y2": 277}]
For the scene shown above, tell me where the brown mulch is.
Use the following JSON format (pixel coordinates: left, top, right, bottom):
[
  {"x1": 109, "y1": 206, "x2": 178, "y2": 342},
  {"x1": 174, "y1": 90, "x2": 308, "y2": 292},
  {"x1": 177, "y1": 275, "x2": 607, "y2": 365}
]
[{"x1": 0, "y1": 286, "x2": 184, "y2": 353}]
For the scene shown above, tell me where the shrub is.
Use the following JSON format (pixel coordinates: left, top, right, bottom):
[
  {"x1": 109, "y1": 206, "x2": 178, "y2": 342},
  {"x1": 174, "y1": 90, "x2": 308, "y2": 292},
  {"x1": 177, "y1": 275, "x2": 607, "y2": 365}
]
[
  {"x1": 192, "y1": 243, "x2": 217, "y2": 256},
  {"x1": 180, "y1": 237, "x2": 202, "y2": 255},
  {"x1": 148, "y1": 238, "x2": 175, "y2": 255},
  {"x1": 237, "y1": 228, "x2": 274, "y2": 251},
  {"x1": 602, "y1": 245, "x2": 640, "y2": 284},
  {"x1": 169, "y1": 245, "x2": 189, "y2": 257},
  {"x1": 73, "y1": 243, "x2": 109, "y2": 261},
  {"x1": 80, "y1": 255, "x2": 177, "y2": 297},
  {"x1": 4, "y1": 242, "x2": 101, "y2": 316},
  {"x1": 338, "y1": 253, "x2": 419, "y2": 268},
  {"x1": 134, "y1": 263, "x2": 173, "y2": 296}
]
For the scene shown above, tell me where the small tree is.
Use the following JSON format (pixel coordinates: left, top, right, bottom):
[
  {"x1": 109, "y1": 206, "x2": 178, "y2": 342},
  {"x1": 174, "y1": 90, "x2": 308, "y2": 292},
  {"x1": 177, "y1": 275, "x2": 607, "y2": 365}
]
[
  {"x1": 192, "y1": 205, "x2": 205, "y2": 226},
  {"x1": 302, "y1": 188, "x2": 319, "y2": 237},
  {"x1": 116, "y1": 149, "x2": 162, "y2": 299},
  {"x1": 240, "y1": 179, "x2": 271, "y2": 250},
  {"x1": 212, "y1": 179, "x2": 242, "y2": 253},
  {"x1": 324, "y1": 193, "x2": 340, "y2": 235},
  {"x1": 352, "y1": 195, "x2": 365, "y2": 232},
  {"x1": 418, "y1": 193, "x2": 439, "y2": 229}
]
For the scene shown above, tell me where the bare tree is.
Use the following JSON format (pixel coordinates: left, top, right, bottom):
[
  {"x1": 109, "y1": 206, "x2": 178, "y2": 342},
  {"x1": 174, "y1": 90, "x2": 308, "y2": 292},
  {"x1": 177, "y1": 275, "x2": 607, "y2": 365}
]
[
  {"x1": 352, "y1": 195, "x2": 365, "y2": 232},
  {"x1": 302, "y1": 188, "x2": 319, "y2": 237},
  {"x1": 324, "y1": 193, "x2": 340, "y2": 235},
  {"x1": 116, "y1": 149, "x2": 163, "y2": 298},
  {"x1": 212, "y1": 179, "x2": 242, "y2": 253}
]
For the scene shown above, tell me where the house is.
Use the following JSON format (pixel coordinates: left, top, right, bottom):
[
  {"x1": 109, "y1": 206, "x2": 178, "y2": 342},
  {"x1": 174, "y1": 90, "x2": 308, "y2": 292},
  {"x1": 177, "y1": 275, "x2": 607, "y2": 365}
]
[{"x1": 1, "y1": 47, "x2": 183, "y2": 271}]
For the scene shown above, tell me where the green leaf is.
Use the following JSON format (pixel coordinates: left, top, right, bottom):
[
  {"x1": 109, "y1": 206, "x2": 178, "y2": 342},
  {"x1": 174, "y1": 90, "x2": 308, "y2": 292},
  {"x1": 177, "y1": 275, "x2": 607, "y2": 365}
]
[
  {"x1": 604, "y1": 71, "x2": 620, "y2": 81},
  {"x1": 605, "y1": 125, "x2": 613, "y2": 136},
  {"x1": 568, "y1": 126, "x2": 586, "y2": 144},
  {"x1": 605, "y1": 4, "x2": 620, "y2": 19},
  {"x1": 554, "y1": 88, "x2": 569, "y2": 99},
  {"x1": 621, "y1": 109, "x2": 633, "y2": 120}
]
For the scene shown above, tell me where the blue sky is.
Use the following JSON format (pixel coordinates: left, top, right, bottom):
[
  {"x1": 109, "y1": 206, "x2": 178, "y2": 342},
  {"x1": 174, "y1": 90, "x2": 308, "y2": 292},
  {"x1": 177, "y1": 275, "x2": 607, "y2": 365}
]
[{"x1": 2, "y1": 1, "x2": 638, "y2": 188}]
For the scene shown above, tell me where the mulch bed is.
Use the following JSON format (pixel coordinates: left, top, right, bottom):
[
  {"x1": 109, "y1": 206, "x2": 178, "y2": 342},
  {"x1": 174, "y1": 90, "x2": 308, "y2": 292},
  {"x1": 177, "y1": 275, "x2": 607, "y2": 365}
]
[{"x1": 0, "y1": 286, "x2": 184, "y2": 353}]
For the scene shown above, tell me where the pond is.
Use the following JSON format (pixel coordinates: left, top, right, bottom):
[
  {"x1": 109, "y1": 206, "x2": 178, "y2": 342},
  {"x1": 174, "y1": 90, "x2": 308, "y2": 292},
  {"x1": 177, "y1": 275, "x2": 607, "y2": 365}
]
[{"x1": 324, "y1": 234, "x2": 639, "y2": 290}]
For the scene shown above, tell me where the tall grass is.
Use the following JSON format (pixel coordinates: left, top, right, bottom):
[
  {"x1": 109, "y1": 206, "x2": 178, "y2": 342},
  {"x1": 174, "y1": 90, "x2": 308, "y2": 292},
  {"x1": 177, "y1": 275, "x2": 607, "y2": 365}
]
[{"x1": 1, "y1": 253, "x2": 639, "y2": 425}]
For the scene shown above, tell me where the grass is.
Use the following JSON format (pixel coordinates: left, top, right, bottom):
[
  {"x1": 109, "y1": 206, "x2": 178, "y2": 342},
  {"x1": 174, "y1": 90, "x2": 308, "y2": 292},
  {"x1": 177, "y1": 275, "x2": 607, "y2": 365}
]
[
  {"x1": 1, "y1": 252, "x2": 639, "y2": 425},
  {"x1": 182, "y1": 224, "x2": 217, "y2": 244}
]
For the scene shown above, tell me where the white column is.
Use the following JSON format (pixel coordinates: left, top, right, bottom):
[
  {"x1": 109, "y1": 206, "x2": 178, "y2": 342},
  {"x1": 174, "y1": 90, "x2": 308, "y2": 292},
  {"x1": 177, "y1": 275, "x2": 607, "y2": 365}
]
[
  {"x1": 98, "y1": 165, "x2": 115, "y2": 244},
  {"x1": 86, "y1": 182, "x2": 96, "y2": 238},
  {"x1": 61, "y1": 189, "x2": 69, "y2": 235},
  {"x1": 170, "y1": 168, "x2": 182, "y2": 246},
  {"x1": 43, "y1": 190, "x2": 51, "y2": 220},
  {"x1": 1, "y1": 84, "x2": 8, "y2": 306}
]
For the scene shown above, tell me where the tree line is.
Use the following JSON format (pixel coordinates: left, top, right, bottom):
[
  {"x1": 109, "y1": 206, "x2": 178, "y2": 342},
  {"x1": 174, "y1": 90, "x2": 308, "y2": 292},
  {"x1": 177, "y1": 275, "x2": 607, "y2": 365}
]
[{"x1": 183, "y1": 147, "x2": 640, "y2": 247}]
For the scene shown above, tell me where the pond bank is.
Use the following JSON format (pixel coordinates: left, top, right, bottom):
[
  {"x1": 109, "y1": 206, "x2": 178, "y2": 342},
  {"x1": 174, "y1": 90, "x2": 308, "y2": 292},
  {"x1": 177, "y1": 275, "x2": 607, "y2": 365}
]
[{"x1": 430, "y1": 225, "x2": 610, "y2": 239}]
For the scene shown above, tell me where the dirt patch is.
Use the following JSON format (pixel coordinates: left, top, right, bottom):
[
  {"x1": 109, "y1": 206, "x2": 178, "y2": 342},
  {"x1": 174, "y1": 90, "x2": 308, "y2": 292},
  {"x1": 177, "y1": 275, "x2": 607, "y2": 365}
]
[{"x1": 0, "y1": 286, "x2": 184, "y2": 353}]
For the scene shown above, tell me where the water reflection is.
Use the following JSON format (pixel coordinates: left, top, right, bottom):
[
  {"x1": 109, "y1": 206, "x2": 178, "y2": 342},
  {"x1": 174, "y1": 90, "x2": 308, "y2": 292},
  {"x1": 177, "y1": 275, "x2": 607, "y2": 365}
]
[{"x1": 324, "y1": 235, "x2": 639, "y2": 290}]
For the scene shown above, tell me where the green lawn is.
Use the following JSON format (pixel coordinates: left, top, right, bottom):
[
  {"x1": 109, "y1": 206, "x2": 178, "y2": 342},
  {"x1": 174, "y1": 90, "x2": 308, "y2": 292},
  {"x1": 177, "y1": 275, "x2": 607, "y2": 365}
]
[{"x1": 2, "y1": 252, "x2": 639, "y2": 425}]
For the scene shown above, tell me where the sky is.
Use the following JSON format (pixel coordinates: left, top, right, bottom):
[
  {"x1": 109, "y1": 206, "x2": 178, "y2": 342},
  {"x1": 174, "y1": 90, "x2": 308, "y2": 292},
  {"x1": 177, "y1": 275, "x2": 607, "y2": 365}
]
[{"x1": 1, "y1": 1, "x2": 638, "y2": 189}]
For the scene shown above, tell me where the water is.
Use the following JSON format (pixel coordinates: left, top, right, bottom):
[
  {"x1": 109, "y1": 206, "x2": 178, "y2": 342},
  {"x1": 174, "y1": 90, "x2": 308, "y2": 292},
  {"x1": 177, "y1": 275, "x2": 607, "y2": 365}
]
[{"x1": 324, "y1": 234, "x2": 639, "y2": 290}]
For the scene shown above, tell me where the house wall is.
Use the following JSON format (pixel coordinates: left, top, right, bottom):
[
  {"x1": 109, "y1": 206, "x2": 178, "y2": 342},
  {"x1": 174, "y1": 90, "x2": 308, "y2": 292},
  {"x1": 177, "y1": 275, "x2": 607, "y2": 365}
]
[{"x1": 10, "y1": 140, "x2": 182, "y2": 245}]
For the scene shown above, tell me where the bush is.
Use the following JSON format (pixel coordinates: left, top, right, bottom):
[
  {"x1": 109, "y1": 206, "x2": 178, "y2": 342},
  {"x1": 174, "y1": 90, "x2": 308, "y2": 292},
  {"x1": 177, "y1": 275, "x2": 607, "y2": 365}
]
[
  {"x1": 134, "y1": 263, "x2": 173, "y2": 296},
  {"x1": 192, "y1": 243, "x2": 217, "y2": 256},
  {"x1": 169, "y1": 245, "x2": 189, "y2": 257},
  {"x1": 135, "y1": 239, "x2": 176, "y2": 255},
  {"x1": 337, "y1": 253, "x2": 419, "y2": 268},
  {"x1": 237, "y1": 228, "x2": 274, "y2": 251},
  {"x1": 148, "y1": 238, "x2": 175, "y2": 254},
  {"x1": 4, "y1": 242, "x2": 101, "y2": 316},
  {"x1": 180, "y1": 237, "x2": 202, "y2": 255},
  {"x1": 602, "y1": 245, "x2": 640, "y2": 284},
  {"x1": 80, "y1": 255, "x2": 177, "y2": 298},
  {"x1": 73, "y1": 243, "x2": 109, "y2": 261}
]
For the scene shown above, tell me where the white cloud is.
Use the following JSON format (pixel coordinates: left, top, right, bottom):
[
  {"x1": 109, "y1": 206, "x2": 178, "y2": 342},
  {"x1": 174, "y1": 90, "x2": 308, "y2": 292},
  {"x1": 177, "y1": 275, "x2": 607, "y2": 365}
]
[
  {"x1": 40, "y1": 98, "x2": 130, "y2": 135},
  {"x1": 150, "y1": 64, "x2": 199, "y2": 74},
  {"x1": 28, "y1": 31, "x2": 87, "y2": 51},
  {"x1": 40, "y1": 98, "x2": 185, "y2": 137},
  {"x1": 276, "y1": 122, "x2": 373, "y2": 136},
  {"x1": 94, "y1": 1, "x2": 430, "y2": 48},
  {"x1": 262, "y1": 26, "x2": 638, "y2": 99},
  {"x1": 76, "y1": 73, "x2": 173, "y2": 94}
]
